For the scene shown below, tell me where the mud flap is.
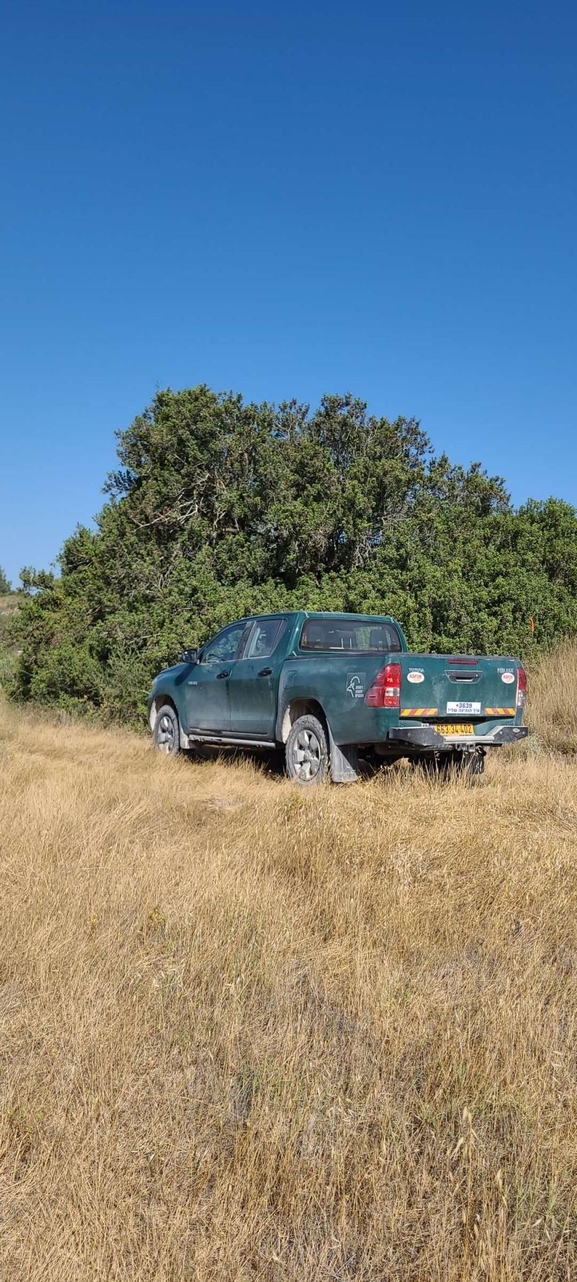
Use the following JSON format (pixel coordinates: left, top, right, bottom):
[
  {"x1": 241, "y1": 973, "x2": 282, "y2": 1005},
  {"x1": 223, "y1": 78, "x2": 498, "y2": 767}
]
[{"x1": 328, "y1": 726, "x2": 359, "y2": 783}]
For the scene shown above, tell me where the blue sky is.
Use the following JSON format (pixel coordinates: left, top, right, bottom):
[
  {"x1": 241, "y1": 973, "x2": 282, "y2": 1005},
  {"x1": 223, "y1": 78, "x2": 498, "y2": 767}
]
[{"x1": 1, "y1": 0, "x2": 576, "y2": 586}]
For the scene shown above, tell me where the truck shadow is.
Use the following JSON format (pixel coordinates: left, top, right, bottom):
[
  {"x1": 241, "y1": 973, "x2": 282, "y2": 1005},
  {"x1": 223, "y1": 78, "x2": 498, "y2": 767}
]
[
  {"x1": 183, "y1": 745, "x2": 287, "y2": 778},
  {"x1": 182, "y1": 747, "x2": 384, "y2": 782}
]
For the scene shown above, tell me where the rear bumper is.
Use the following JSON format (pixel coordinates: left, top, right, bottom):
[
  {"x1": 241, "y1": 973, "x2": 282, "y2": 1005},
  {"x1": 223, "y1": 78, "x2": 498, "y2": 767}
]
[{"x1": 388, "y1": 725, "x2": 529, "y2": 750}]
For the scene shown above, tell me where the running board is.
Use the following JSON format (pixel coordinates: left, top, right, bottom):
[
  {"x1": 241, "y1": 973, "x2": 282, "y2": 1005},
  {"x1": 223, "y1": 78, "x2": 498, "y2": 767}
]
[{"x1": 184, "y1": 733, "x2": 276, "y2": 750}]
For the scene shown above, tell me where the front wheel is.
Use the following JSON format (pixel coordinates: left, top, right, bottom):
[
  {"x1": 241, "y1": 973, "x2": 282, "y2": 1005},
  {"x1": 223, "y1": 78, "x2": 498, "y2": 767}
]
[
  {"x1": 285, "y1": 715, "x2": 329, "y2": 785},
  {"x1": 153, "y1": 704, "x2": 181, "y2": 756}
]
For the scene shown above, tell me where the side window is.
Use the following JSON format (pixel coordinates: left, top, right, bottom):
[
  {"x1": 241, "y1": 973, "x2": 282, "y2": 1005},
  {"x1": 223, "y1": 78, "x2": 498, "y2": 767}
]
[
  {"x1": 203, "y1": 623, "x2": 246, "y2": 664},
  {"x1": 245, "y1": 619, "x2": 285, "y2": 660}
]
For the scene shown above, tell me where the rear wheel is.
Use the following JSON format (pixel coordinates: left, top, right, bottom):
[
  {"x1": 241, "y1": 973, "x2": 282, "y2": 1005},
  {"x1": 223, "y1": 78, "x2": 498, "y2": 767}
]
[
  {"x1": 285, "y1": 714, "x2": 329, "y2": 786},
  {"x1": 463, "y1": 749, "x2": 485, "y2": 776},
  {"x1": 153, "y1": 704, "x2": 180, "y2": 756}
]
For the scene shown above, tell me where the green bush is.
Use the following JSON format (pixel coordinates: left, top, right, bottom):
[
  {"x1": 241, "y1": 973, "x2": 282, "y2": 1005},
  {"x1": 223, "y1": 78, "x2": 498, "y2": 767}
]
[
  {"x1": 0, "y1": 645, "x2": 15, "y2": 696},
  {"x1": 12, "y1": 385, "x2": 577, "y2": 724}
]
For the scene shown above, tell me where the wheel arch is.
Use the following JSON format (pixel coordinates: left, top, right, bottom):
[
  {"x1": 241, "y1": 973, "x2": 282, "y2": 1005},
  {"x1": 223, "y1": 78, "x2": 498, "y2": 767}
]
[
  {"x1": 149, "y1": 693, "x2": 179, "y2": 732},
  {"x1": 279, "y1": 697, "x2": 329, "y2": 744},
  {"x1": 279, "y1": 696, "x2": 361, "y2": 784}
]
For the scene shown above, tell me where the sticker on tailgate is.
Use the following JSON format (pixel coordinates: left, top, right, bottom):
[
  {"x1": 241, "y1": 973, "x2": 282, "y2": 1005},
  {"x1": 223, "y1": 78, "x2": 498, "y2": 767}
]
[{"x1": 446, "y1": 701, "x2": 481, "y2": 715}]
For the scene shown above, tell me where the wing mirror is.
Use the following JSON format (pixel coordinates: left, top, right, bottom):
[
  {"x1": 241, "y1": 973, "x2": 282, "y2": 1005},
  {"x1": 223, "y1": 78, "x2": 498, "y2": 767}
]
[{"x1": 180, "y1": 647, "x2": 198, "y2": 664}]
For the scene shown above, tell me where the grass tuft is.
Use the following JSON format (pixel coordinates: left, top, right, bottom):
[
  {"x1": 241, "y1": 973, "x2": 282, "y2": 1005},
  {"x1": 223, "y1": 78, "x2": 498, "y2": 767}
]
[{"x1": 527, "y1": 638, "x2": 577, "y2": 753}]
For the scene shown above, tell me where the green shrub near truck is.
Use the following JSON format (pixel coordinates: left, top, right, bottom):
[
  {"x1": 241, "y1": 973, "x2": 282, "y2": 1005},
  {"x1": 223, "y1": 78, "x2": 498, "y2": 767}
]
[{"x1": 147, "y1": 611, "x2": 528, "y2": 783}]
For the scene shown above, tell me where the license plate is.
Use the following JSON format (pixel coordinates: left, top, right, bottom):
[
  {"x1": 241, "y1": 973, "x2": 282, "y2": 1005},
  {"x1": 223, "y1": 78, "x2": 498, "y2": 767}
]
[
  {"x1": 437, "y1": 723, "x2": 474, "y2": 736},
  {"x1": 446, "y1": 701, "x2": 481, "y2": 715}
]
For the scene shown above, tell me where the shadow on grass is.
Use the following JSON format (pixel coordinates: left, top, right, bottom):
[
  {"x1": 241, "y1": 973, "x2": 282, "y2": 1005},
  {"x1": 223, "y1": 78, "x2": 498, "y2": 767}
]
[{"x1": 183, "y1": 744, "x2": 287, "y2": 777}]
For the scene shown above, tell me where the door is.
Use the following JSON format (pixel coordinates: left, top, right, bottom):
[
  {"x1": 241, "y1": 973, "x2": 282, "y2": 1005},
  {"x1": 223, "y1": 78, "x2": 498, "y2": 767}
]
[
  {"x1": 184, "y1": 621, "x2": 249, "y2": 732},
  {"x1": 228, "y1": 618, "x2": 287, "y2": 737}
]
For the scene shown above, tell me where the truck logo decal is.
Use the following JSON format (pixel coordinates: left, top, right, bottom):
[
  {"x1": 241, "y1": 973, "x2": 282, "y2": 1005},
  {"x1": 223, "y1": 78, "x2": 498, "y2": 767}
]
[
  {"x1": 407, "y1": 670, "x2": 425, "y2": 683},
  {"x1": 501, "y1": 671, "x2": 515, "y2": 684},
  {"x1": 346, "y1": 674, "x2": 364, "y2": 699}
]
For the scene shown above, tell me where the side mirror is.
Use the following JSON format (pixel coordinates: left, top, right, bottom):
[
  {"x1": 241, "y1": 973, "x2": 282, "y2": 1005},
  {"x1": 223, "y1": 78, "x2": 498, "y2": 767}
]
[{"x1": 180, "y1": 647, "x2": 198, "y2": 664}]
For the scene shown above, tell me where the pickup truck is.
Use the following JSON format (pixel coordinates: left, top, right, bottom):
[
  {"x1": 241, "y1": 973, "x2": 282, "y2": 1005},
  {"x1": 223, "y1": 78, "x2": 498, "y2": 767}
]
[{"x1": 147, "y1": 611, "x2": 528, "y2": 783}]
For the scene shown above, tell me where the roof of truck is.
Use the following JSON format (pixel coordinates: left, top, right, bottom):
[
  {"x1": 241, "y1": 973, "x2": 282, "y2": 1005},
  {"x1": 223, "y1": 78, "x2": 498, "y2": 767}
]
[{"x1": 235, "y1": 610, "x2": 398, "y2": 623}]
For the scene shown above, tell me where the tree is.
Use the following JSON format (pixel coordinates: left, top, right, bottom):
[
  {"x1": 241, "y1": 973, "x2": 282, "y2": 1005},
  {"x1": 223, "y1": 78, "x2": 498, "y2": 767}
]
[
  {"x1": 11, "y1": 385, "x2": 577, "y2": 722},
  {"x1": 0, "y1": 566, "x2": 11, "y2": 595}
]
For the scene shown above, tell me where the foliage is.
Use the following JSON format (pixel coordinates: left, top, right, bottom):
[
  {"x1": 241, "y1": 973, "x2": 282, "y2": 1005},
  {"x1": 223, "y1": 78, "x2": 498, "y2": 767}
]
[
  {"x1": 11, "y1": 385, "x2": 577, "y2": 722},
  {"x1": 0, "y1": 566, "x2": 11, "y2": 595},
  {"x1": 0, "y1": 590, "x2": 18, "y2": 695},
  {"x1": 0, "y1": 646, "x2": 15, "y2": 694}
]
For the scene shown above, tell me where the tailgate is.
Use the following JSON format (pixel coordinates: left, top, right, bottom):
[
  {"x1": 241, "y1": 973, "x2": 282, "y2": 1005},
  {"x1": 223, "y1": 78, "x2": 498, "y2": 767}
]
[{"x1": 399, "y1": 654, "x2": 520, "y2": 722}]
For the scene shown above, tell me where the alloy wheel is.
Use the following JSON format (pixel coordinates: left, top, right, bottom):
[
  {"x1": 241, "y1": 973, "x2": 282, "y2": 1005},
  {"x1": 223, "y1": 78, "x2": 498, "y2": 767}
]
[
  {"x1": 156, "y1": 711, "x2": 176, "y2": 753},
  {"x1": 292, "y1": 728, "x2": 322, "y2": 781}
]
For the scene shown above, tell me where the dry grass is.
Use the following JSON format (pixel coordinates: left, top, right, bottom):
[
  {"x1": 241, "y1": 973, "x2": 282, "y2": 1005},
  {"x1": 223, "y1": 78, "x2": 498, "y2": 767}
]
[
  {"x1": 1, "y1": 696, "x2": 577, "y2": 1280},
  {"x1": 526, "y1": 639, "x2": 577, "y2": 754}
]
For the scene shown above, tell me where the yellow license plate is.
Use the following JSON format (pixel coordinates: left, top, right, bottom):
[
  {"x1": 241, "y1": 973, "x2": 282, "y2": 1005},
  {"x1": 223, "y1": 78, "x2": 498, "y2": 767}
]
[{"x1": 437, "y1": 723, "x2": 474, "y2": 736}]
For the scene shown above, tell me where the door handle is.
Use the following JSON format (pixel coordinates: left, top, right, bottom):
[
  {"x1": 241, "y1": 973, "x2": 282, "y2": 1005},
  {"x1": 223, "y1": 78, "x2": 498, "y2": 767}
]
[
  {"x1": 216, "y1": 669, "x2": 229, "y2": 679},
  {"x1": 258, "y1": 667, "x2": 272, "y2": 677}
]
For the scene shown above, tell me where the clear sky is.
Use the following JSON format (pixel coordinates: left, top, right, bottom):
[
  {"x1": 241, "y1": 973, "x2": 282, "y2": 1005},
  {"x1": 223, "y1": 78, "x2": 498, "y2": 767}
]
[{"x1": 1, "y1": 0, "x2": 576, "y2": 587}]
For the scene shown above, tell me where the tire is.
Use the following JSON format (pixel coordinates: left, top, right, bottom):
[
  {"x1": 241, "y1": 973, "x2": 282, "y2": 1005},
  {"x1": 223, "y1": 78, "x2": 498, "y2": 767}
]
[
  {"x1": 153, "y1": 703, "x2": 181, "y2": 756},
  {"x1": 464, "y1": 749, "x2": 485, "y2": 776},
  {"x1": 285, "y1": 714, "x2": 329, "y2": 786},
  {"x1": 414, "y1": 754, "x2": 446, "y2": 778}
]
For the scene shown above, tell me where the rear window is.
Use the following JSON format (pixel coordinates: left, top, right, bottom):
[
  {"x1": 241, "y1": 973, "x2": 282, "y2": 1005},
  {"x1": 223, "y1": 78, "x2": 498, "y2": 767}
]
[{"x1": 299, "y1": 619, "x2": 401, "y2": 653}]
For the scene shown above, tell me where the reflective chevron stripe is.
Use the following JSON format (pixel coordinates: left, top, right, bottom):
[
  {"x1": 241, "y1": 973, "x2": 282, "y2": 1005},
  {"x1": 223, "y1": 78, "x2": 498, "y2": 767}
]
[
  {"x1": 485, "y1": 708, "x2": 515, "y2": 715},
  {"x1": 400, "y1": 708, "x2": 439, "y2": 717}
]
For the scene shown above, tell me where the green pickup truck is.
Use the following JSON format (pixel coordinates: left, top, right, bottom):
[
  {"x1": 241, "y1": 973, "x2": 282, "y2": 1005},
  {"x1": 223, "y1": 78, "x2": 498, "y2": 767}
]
[{"x1": 147, "y1": 611, "x2": 528, "y2": 783}]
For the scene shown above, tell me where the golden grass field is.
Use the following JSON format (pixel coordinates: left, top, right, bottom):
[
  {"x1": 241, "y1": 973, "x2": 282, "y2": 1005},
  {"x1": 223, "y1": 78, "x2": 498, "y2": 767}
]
[{"x1": 1, "y1": 651, "x2": 577, "y2": 1280}]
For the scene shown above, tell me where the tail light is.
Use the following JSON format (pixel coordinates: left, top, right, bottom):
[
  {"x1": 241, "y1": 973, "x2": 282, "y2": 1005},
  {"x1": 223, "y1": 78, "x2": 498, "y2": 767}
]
[
  {"x1": 517, "y1": 664, "x2": 527, "y2": 708},
  {"x1": 365, "y1": 661, "x2": 401, "y2": 708}
]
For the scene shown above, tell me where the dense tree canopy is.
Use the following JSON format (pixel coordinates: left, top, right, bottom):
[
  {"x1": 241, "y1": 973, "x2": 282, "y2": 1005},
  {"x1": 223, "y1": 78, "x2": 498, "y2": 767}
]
[{"x1": 12, "y1": 385, "x2": 577, "y2": 721}]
